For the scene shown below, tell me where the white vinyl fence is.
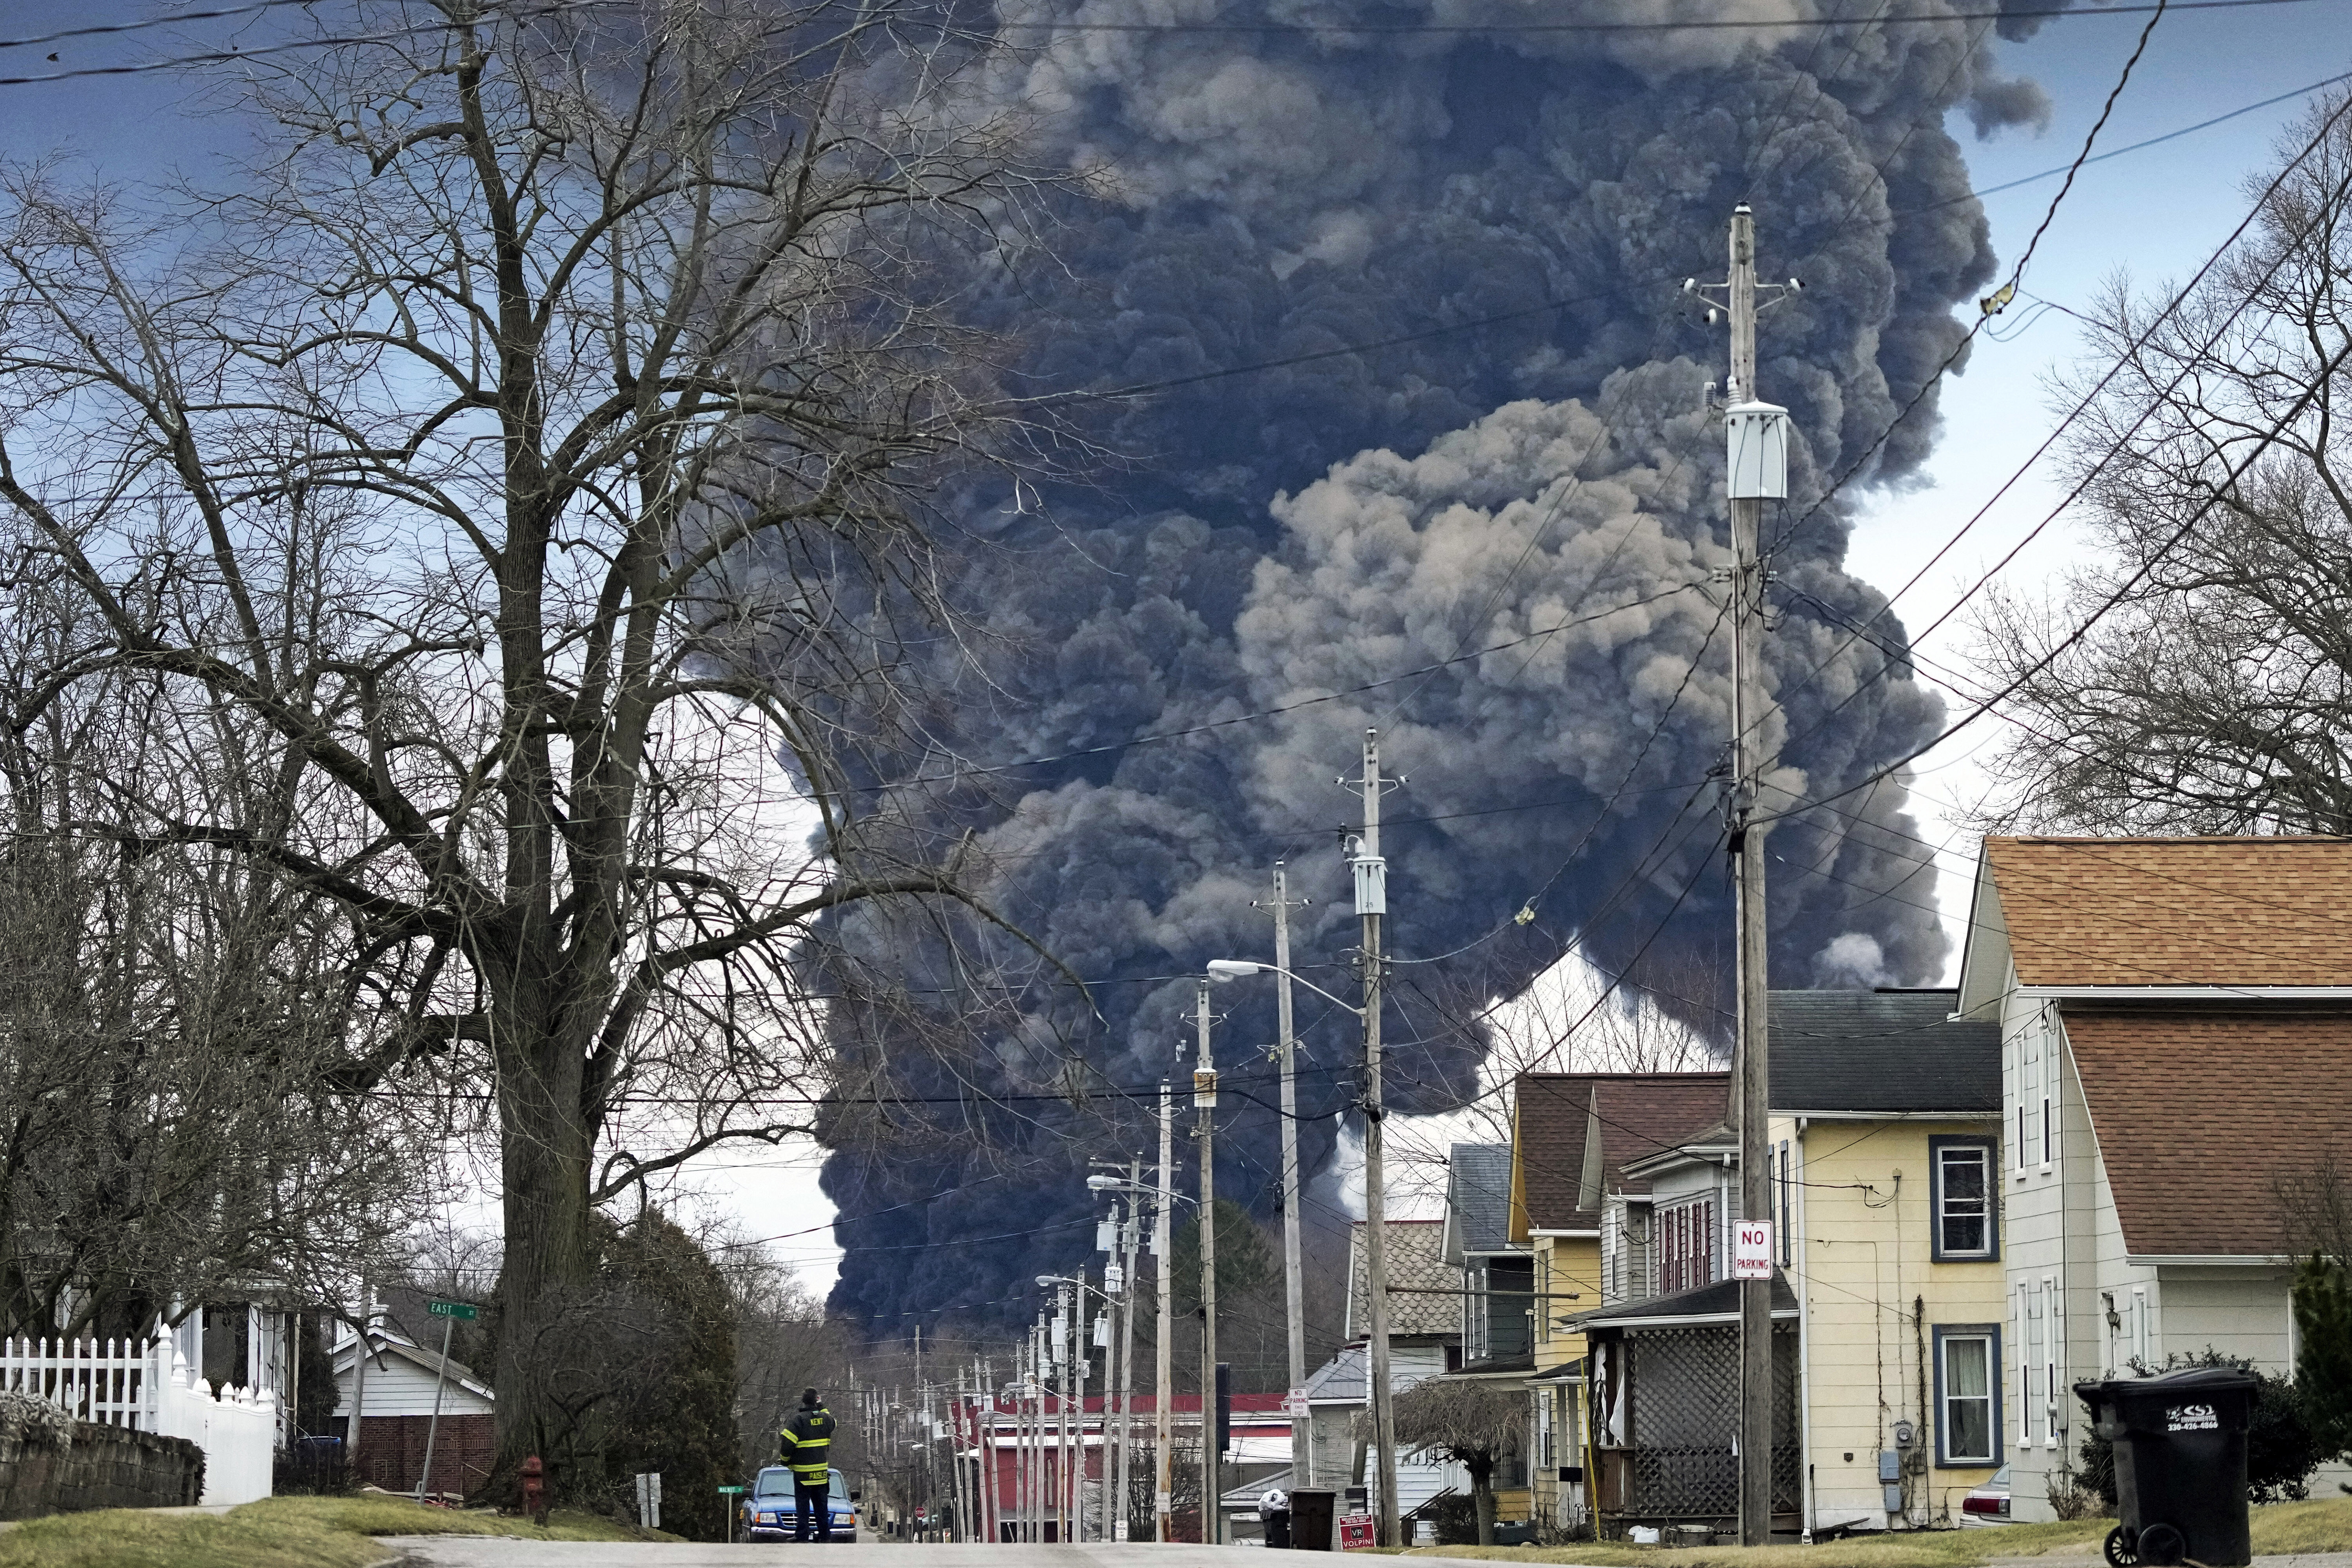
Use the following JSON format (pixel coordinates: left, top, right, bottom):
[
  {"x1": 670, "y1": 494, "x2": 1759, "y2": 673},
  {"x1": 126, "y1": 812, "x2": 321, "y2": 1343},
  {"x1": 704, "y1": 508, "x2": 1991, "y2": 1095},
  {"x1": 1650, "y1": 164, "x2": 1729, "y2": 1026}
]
[{"x1": 0, "y1": 1334, "x2": 278, "y2": 1504}]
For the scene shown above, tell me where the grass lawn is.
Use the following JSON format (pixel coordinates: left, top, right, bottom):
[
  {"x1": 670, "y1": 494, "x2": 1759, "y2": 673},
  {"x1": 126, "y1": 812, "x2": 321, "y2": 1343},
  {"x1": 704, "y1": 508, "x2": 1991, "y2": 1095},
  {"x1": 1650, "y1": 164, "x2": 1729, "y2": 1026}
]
[
  {"x1": 1399, "y1": 1493, "x2": 2352, "y2": 1566},
  {"x1": 0, "y1": 1492, "x2": 677, "y2": 1568}
]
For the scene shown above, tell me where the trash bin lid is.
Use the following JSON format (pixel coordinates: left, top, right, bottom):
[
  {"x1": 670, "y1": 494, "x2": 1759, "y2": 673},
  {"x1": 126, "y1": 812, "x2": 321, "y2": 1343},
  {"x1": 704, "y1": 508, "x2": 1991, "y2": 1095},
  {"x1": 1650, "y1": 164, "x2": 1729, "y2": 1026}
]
[{"x1": 2075, "y1": 1366, "x2": 2258, "y2": 1400}]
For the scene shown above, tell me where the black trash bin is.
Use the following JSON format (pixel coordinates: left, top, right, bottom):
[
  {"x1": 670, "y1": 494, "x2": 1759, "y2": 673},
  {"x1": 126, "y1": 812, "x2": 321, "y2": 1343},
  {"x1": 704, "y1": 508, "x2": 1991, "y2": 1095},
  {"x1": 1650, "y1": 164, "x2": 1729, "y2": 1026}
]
[
  {"x1": 1290, "y1": 1488, "x2": 1336, "y2": 1550},
  {"x1": 2074, "y1": 1366, "x2": 2259, "y2": 1568}
]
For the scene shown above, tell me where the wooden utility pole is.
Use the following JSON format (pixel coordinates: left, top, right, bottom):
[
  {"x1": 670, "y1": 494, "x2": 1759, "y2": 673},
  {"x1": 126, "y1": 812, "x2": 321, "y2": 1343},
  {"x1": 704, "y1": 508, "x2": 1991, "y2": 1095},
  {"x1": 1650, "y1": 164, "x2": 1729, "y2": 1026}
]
[
  {"x1": 1155, "y1": 1081, "x2": 1175, "y2": 1543},
  {"x1": 1193, "y1": 979, "x2": 1219, "y2": 1545},
  {"x1": 1265, "y1": 864, "x2": 1311, "y2": 1488},
  {"x1": 1723, "y1": 200, "x2": 1784, "y2": 1548},
  {"x1": 1352, "y1": 729, "x2": 1400, "y2": 1547}
]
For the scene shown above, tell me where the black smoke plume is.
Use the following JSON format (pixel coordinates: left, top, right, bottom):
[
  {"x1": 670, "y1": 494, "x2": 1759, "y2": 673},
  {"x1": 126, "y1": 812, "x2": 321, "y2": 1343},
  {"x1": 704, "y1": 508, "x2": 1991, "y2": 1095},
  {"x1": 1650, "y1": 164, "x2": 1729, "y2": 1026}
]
[{"x1": 816, "y1": 0, "x2": 2046, "y2": 1338}]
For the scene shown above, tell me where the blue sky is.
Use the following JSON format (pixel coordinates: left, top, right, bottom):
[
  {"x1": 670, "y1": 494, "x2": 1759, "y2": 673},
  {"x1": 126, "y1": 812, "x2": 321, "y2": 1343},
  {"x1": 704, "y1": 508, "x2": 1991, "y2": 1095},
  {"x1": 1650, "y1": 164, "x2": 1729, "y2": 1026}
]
[{"x1": 1846, "y1": 0, "x2": 2352, "y2": 971}]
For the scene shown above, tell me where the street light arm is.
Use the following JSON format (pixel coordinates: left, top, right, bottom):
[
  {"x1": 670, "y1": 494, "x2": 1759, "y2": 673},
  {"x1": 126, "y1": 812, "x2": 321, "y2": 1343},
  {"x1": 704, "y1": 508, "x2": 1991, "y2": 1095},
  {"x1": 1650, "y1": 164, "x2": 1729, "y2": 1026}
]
[{"x1": 1205, "y1": 958, "x2": 1363, "y2": 1017}]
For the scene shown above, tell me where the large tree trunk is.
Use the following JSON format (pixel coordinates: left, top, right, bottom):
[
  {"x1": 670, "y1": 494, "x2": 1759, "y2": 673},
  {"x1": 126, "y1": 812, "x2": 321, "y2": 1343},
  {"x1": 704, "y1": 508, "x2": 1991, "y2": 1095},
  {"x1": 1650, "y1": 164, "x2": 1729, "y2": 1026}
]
[{"x1": 489, "y1": 962, "x2": 599, "y2": 1494}]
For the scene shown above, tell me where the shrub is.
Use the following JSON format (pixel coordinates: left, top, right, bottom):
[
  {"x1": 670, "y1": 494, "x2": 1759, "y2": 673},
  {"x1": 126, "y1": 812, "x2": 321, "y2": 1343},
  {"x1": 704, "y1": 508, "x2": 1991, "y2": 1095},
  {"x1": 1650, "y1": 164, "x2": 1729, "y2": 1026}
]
[
  {"x1": 2076, "y1": 1349, "x2": 2319, "y2": 1507},
  {"x1": 0, "y1": 1389, "x2": 73, "y2": 1449}
]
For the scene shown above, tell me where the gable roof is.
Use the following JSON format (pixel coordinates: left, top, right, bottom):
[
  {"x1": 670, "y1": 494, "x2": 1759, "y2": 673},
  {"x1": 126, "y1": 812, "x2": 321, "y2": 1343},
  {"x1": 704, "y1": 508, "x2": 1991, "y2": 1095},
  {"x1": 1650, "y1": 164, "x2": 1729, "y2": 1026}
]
[
  {"x1": 1960, "y1": 837, "x2": 2352, "y2": 1002},
  {"x1": 1345, "y1": 1220, "x2": 1462, "y2": 1341},
  {"x1": 330, "y1": 1327, "x2": 495, "y2": 1405},
  {"x1": 1512, "y1": 1073, "x2": 1730, "y2": 1238},
  {"x1": 2065, "y1": 1008, "x2": 2352, "y2": 1257},
  {"x1": 1442, "y1": 1144, "x2": 1518, "y2": 1264},
  {"x1": 1769, "y1": 989, "x2": 1998, "y2": 1114}
]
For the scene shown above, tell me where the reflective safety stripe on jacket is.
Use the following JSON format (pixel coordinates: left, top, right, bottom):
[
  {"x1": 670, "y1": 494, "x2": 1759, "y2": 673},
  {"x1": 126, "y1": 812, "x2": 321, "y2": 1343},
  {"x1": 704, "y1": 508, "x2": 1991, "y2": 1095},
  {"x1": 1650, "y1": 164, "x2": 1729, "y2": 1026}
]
[{"x1": 778, "y1": 1406, "x2": 837, "y2": 1482}]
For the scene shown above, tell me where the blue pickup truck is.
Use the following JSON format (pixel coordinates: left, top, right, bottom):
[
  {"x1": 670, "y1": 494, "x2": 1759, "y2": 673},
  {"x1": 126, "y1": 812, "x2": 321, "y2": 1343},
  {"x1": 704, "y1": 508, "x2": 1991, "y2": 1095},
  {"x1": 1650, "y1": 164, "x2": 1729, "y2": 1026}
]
[{"x1": 740, "y1": 1465, "x2": 858, "y2": 1542}]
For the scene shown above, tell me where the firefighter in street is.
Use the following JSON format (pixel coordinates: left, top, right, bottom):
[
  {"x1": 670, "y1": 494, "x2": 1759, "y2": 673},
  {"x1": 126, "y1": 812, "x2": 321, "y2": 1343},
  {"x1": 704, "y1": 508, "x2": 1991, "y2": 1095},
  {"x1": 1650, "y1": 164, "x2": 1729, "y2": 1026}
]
[{"x1": 777, "y1": 1387, "x2": 839, "y2": 1542}]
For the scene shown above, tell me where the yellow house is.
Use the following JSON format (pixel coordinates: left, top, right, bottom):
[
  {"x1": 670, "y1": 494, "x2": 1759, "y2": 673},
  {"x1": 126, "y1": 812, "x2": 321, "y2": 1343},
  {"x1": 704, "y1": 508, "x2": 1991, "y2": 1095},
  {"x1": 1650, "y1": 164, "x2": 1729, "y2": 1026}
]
[
  {"x1": 1507, "y1": 1071, "x2": 1730, "y2": 1535},
  {"x1": 1771, "y1": 988, "x2": 2006, "y2": 1534}
]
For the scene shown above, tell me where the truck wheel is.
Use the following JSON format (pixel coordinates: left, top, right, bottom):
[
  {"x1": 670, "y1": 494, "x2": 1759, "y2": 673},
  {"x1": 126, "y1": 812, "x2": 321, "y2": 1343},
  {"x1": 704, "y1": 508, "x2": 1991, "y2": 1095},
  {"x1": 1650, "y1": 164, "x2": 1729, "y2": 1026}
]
[{"x1": 2104, "y1": 1525, "x2": 2138, "y2": 1568}]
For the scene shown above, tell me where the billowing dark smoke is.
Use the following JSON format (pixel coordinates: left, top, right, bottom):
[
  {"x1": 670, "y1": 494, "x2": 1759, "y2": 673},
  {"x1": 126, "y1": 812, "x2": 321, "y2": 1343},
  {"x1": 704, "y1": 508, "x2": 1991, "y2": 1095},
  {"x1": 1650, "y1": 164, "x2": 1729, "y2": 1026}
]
[{"x1": 818, "y1": 0, "x2": 2045, "y2": 1333}]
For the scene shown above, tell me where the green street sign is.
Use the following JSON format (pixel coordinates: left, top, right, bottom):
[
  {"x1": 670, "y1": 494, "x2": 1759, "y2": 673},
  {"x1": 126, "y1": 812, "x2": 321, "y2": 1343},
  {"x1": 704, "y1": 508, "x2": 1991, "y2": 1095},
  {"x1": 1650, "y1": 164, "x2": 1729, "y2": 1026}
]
[
  {"x1": 426, "y1": 1299, "x2": 479, "y2": 1320},
  {"x1": 717, "y1": 1485, "x2": 747, "y2": 1495}
]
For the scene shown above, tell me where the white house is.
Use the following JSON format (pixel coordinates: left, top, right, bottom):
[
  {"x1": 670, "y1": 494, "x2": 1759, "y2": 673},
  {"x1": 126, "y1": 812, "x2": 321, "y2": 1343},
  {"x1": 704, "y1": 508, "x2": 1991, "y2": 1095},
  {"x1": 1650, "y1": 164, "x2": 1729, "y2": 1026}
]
[
  {"x1": 332, "y1": 1316, "x2": 496, "y2": 1497},
  {"x1": 1956, "y1": 835, "x2": 2352, "y2": 1520}
]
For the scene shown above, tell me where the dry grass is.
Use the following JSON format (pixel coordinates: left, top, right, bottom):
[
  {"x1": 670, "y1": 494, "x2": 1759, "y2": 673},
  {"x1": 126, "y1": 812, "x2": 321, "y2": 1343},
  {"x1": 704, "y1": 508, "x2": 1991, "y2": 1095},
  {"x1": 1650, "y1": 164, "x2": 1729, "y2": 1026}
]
[
  {"x1": 1402, "y1": 1494, "x2": 2352, "y2": 1566},
  {"x1": 0, "y1": 1492, "x2": 677, "y2": 1567}
]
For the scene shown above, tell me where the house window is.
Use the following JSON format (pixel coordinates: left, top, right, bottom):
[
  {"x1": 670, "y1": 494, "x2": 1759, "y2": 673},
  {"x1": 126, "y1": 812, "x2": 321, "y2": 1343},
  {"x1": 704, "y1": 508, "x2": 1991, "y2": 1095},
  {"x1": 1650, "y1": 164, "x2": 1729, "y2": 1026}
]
[
  {"x1": 1930, "y1": 1138, "x2": 1998, "y2": 1261},
  {"x1": 2038, "y1": 1007, "x2": 2060, "y2": 1166},
  {"x1": 2022, "y1": 1282, "x2": 2044, "y2": 1446},
  {"x1": 1776, "y1": 1142, "x2": 1793, "y2": 1266},
  {"x1": 2016, "y1": 1029, "x2": 2038, "y2": 1173},
  {"x1": 1658, "y1": 1199, "x2": 1714, "y2": 1294},
  {"x1": 2042, "y1": 1274, "x2": 2064, "y2": 1446},
  {"x1": 1934, "y1": 1326, "x2": 2003, "y2": 1466}
]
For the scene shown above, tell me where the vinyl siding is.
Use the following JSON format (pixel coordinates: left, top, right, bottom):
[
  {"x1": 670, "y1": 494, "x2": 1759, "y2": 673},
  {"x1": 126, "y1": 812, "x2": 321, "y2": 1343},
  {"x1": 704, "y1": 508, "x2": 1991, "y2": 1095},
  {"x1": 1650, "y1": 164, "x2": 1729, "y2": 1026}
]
[{"x1": 1777, "y1": 1112, "x2": 2004, "y2": 1534}]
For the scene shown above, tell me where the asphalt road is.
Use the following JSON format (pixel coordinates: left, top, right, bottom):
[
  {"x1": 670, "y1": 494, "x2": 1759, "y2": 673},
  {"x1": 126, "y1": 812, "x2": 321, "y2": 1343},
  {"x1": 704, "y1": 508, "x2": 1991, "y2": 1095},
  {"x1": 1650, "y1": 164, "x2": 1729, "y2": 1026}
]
[{"x1": 377, "y1": 1544, "x2": 1519, "y2": 1566}]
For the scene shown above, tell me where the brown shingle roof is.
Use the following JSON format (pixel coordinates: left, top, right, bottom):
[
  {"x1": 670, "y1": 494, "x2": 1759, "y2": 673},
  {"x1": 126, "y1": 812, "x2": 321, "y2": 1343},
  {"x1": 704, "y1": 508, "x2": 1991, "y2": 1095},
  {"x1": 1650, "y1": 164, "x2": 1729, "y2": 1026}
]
[
  {"x1": 2066, "y1": 1009, "x2": 2352, "y2": 1256},
  {"x1": 1511, "y1": 1072, "x2": 1730, "y2": 1236},
  {"x1": 1986, "y1": 837, "x2": 2352, "y2": 987}
]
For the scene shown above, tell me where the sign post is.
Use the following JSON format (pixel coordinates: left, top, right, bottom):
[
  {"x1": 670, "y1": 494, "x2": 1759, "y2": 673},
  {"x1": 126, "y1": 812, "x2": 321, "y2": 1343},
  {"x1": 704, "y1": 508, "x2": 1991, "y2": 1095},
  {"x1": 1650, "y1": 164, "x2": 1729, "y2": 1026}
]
[
  {"x1": 1733, "y1": 1222, "x2": 1774, "y2": 1281},
  {"x1": 717, "y1": 1483, "x2": 746, "y2": 1544},
  {"x1": 417, "y1": 1299, "x2": 479, "y2": 1502}
]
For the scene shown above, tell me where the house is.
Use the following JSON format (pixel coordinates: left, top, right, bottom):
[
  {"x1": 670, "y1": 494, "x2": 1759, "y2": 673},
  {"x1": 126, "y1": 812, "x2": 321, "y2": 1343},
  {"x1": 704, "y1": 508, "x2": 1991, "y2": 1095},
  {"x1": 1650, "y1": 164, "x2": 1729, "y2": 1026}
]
[
  {"x1": 1955, "y1": 836, "x2": 2352, "y2": 1521},
  {"x1": 1294, "y1": 1220, "x2": 1466, "y2": 1524},
  {"x1": 1436, "y1": 1145, "x2": 1534, "y2": 1524},
  {"x1": 1508, "y1": 1070, "x2": 1730, "y2": 1535},
  {"x1": 1767, "y1": 987, "x2": 2005, "y2": 1534},
  {"x1": 1559, "y1": 990, "x2": 2002, "y2": 1537},
  {"x1": 331, "y1": 1310, "x2": 496, "y2": 1497}
]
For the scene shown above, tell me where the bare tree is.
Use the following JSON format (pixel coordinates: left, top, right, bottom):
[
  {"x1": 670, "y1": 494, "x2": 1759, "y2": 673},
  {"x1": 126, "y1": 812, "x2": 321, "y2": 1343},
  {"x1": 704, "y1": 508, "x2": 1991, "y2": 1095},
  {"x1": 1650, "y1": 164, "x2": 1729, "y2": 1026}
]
[
  {"x1": 0, "y1": 0, "x2": 1072, "y2": 1485},
  {"x1": 0, "y1": 592, "x2": 422, "y2": 1338},
  {"x1": 1375, "y1": 1377, "x2": 1524, "y2": 1545},
  {"x1": 1972, "y1": 90, "x2": 2352, "y2": 835}
]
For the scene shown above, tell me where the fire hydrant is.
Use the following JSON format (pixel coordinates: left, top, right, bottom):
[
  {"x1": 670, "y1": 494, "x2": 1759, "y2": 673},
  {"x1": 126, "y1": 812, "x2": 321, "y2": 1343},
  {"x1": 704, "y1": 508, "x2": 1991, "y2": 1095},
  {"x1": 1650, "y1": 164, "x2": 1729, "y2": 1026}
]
[{"x1": 520, "y1": 1454, "x2": 549, "y2": 1526}]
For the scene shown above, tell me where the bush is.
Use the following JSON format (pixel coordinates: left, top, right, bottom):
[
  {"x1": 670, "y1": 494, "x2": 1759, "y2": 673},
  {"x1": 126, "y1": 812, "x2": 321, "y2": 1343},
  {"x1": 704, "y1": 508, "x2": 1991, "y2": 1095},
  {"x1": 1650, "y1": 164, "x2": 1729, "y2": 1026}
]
[
  {"x1": 1423, "y1": 1492, "x2": 1477, "y2": 1545},
  {"x1": 2076, "y1": 1350, "x2": 2319, "y2": 1507},
  {"x1": 0, "y1": 1390, "x2": 73, "y2": 1450}
]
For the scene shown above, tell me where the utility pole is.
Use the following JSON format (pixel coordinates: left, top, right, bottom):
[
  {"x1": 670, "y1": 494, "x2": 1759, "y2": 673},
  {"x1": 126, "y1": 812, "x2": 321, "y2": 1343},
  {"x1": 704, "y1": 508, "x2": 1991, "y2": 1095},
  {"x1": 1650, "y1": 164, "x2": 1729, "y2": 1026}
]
[
  {"x1": 1155, "y1": 1080, "x2": 1175, "y2": 1543},
  {"x1": 1118, "y1": 1172, "x2": 1141, "y2": 1541},
  {"x1": 1351, "y1": 729, "x2": 1401, "y2": 1548},
  {"x1": 1261, "y1": 863, "x2": 1312, "y2": 1489},
  {"x1": 1719, "y1": 200, "x2": 1789, "y2": 1548},
  {"x1": 1193, "y1": 978, "x2": 1220, "y2": 1545},
  {"x1": 1054, "y1": 1284, "x2": 1072, "y2": 1545}
]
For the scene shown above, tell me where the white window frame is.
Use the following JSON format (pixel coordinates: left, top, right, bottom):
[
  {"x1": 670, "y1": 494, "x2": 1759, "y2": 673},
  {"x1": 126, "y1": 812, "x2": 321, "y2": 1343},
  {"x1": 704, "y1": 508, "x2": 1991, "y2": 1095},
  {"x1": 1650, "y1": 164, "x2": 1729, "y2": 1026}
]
[
  {"x1": 2016, "y1": 1027, "x2": 2038, "y2": 1176},
  {"x1": 2042, "y1": 1273, "x2": 2063, "y2": 1447},
  {"x1": 1934, "y1": 1327, "x2": 2002, "y2": 1467},
  {"x1": 2040, "y1": 1011, "x2": 2059, "y2": 1169},
  {"x1": 1930, "y1": 1139, "x2": 1997, "y2": 1261}
]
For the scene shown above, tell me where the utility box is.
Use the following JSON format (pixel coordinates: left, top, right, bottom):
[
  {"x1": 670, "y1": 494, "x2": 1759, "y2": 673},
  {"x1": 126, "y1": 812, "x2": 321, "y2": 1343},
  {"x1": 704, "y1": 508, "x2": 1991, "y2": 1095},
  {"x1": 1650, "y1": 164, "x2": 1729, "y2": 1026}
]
[
  {"x1": 1351, "y1": 853, "x2": 1387, "y2": 916},
  {"x1": 1725, "y1": 401, "x2": 1790, "y2": 499}
]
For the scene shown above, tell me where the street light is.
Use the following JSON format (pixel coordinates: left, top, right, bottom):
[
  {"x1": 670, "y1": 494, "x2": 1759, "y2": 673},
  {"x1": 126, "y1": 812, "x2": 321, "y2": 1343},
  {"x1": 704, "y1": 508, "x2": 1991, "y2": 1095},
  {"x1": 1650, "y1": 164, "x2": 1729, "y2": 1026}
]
[{"x1": 1205, "y1": 958, "x2": 1363, "y2": 1016}]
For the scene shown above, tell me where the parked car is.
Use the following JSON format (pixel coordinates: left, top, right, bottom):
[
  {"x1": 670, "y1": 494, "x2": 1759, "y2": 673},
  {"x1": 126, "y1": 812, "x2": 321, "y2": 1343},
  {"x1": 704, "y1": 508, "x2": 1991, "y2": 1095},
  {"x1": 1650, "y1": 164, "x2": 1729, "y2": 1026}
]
[
  {"x1": 740, "y1": 1465, "x2": 858, "y2": 1542},
  {"x1": 1958, "y1": 1464, "x2": 2012, "y2": 1528}
]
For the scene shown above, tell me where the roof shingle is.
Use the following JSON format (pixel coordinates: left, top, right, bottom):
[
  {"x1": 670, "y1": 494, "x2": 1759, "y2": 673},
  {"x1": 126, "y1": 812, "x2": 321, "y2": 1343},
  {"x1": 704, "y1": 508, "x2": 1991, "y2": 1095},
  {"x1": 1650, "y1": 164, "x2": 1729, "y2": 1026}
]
[
  {"x1": 1514, "y1": 1073, "x2": 1729, "y2": 1233},
  {"x1": 2064, "y1": 1008, "x2": 2352, "y2": 1256},
  {"x1": 1346, "y1": 1220, "x2": 1462, "y2": 1340},
  {"x1": 1986, "y1": 837, "x2": 2352, "y2": 987},
  {"x1": 1769, "y1": 989, "x2": 1998, "y2": 1113}
]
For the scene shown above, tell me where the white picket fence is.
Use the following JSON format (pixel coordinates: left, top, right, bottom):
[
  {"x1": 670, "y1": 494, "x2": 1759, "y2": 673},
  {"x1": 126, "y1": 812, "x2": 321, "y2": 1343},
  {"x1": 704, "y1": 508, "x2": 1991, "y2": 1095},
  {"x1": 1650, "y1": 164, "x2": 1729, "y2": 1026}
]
[{"x1": 0, "y1": 1334, "x2": 278, "y2": 1504}]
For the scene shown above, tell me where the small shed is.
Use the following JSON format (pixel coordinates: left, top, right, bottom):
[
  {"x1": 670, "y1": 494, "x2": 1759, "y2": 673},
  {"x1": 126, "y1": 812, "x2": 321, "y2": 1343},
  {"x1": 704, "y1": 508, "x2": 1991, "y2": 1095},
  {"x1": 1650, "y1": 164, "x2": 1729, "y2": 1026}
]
[
  {"x1": 1571, "y1": 1275, "x2": 1801, "y2": 1539},
  {"x1": 331, "y1": 1327, "x2": 496, "y2": 1498}
]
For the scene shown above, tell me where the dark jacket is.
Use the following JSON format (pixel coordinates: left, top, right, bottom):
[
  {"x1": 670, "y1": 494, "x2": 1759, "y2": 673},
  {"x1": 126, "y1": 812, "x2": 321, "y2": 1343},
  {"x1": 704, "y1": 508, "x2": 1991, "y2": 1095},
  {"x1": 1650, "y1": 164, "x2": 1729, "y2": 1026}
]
[{"x1": 779, "y1": 1404, "x2": 838, "y2": 1483}]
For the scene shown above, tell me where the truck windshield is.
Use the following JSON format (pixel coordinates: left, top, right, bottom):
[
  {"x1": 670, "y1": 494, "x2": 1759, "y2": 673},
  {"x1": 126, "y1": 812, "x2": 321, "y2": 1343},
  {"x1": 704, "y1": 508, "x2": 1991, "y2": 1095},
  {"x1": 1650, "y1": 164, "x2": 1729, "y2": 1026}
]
[{"x1": 754, "y1": 1472, "x2": 793, "y2": 1497}]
